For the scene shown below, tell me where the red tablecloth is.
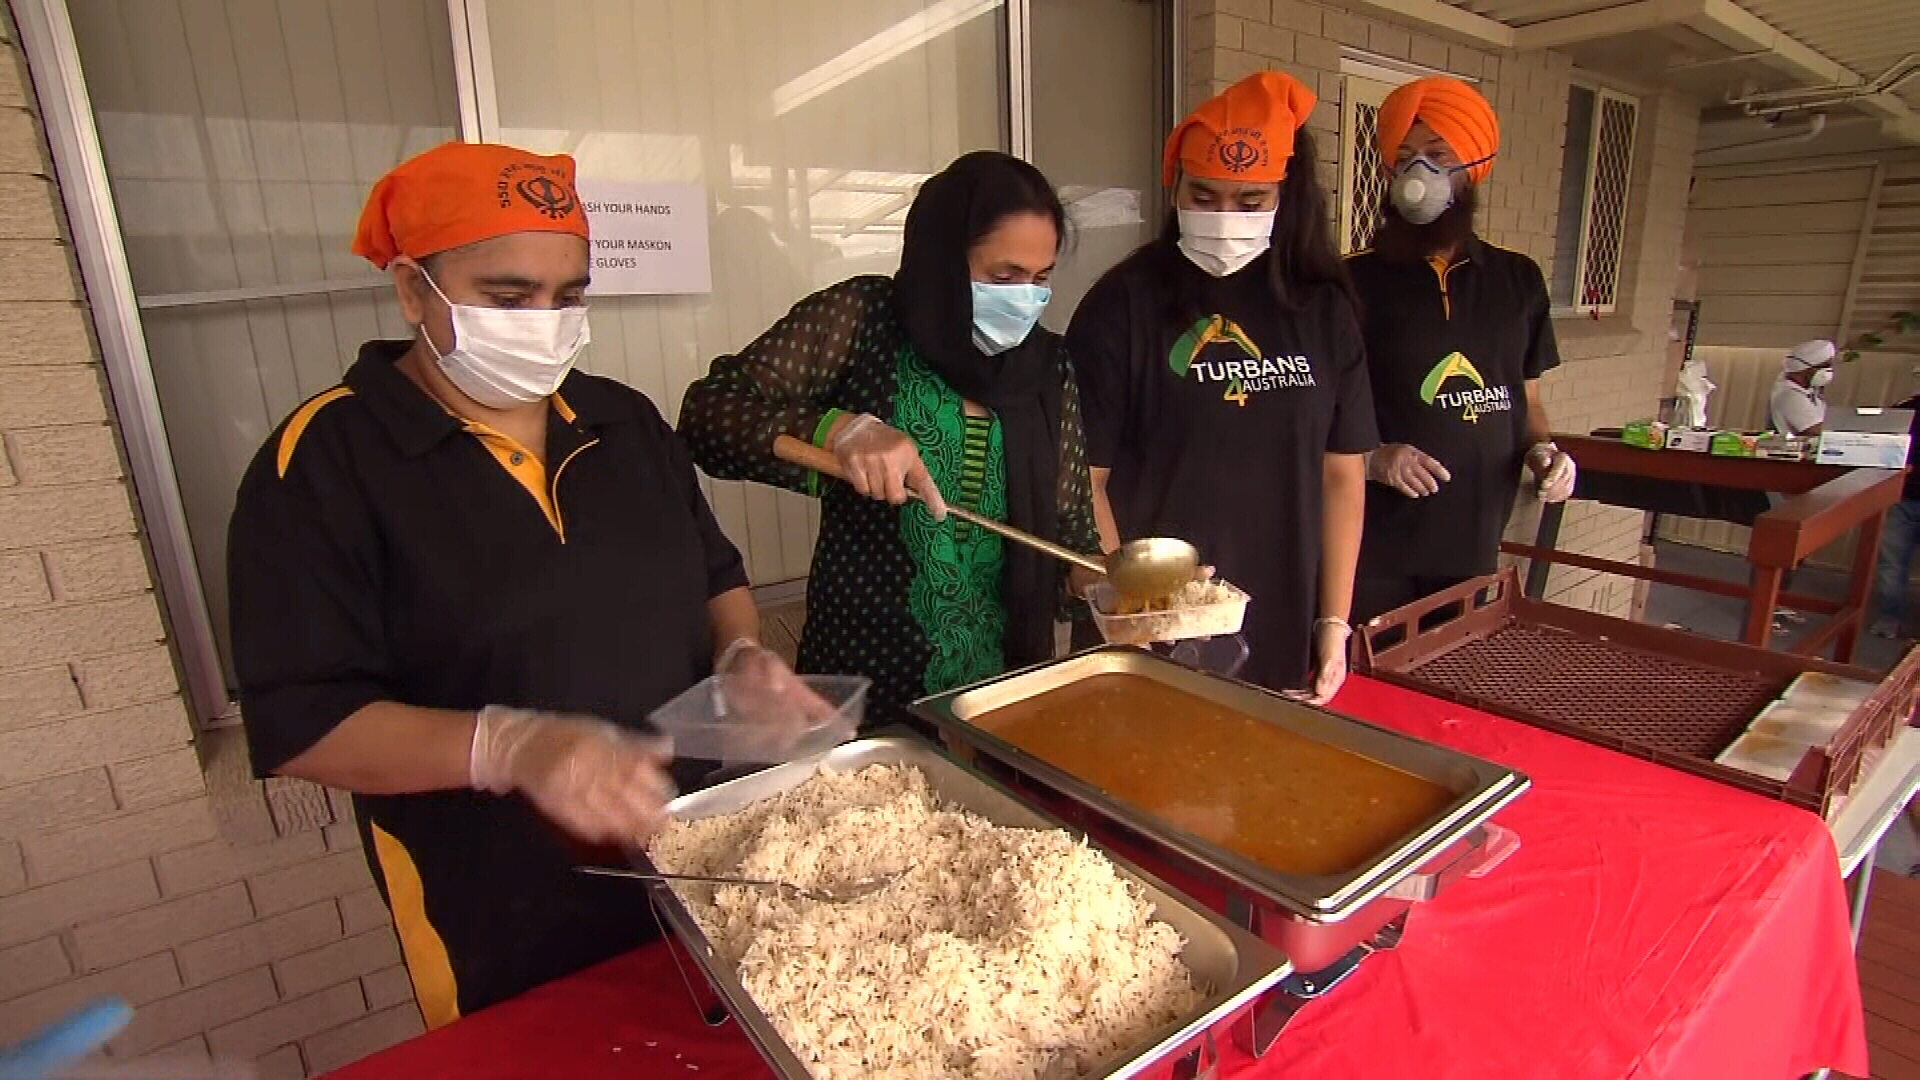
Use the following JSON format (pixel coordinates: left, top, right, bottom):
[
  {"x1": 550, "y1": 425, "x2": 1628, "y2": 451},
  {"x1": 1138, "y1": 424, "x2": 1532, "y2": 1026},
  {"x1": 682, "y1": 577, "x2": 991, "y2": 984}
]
[{"x1": 329, "y1": 677, "x2": 1869, "y2": 1080}]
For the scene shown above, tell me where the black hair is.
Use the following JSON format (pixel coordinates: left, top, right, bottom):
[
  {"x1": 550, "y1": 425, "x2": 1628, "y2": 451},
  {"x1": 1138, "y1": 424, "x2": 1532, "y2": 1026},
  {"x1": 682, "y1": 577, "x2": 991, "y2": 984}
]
[
  {"x1": 939, "y1": 149, "x2": 1069, "y2": 258},
  {"x1": 1135, "y1": 127, "x2": 1356, "y2": 333}
]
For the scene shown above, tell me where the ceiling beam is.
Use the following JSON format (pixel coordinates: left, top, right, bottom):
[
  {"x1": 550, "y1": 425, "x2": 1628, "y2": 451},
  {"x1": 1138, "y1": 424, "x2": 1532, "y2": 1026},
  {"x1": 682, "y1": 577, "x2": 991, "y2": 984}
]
[
  {"x1": 1511, "y1": 0, "x2": 1694, "y2": 51},
  {"x1": 1685, "y1": 0, "x2": 1850, "y2": 86},
  {"x1": 1335, "y1": 0, "x2": 1514, "y2": 48},
  {"x1": 1510, "y1": 0, "x2": 1852, "y2": 89}
]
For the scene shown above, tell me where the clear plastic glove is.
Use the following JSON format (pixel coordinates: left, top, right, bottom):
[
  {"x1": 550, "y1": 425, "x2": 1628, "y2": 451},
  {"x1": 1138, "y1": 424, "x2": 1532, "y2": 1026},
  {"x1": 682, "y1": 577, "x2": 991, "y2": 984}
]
[
  {"x1": 830, "y1": 413, "x2": 949, "y2": 521},
  {"x1": 1527, "y1": 441, "x2": 1576, "y2": 503},
  {"x1": 1286, "y1": 618, "x2": 1352, "y2": 706},
  {"x1": 1368, "y1": 443, "x2": 1452, "y2": 498},
  {"x1": 470, "y1": 707, "x2": 674, "y2": 846},
  {"x1": 714, "y1": 639, "x2": 856, "y2": 758}
]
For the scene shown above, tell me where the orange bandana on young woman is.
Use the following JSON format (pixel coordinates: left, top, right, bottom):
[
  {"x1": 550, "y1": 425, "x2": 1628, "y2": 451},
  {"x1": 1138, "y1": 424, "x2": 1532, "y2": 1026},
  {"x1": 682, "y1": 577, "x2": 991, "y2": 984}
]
[
  {"x1": 1162, "y1": 70, "x2": 1318, "y2": 187},
  {"x1": 351, "y1": 141, "x2": 589, "y2": 268}
]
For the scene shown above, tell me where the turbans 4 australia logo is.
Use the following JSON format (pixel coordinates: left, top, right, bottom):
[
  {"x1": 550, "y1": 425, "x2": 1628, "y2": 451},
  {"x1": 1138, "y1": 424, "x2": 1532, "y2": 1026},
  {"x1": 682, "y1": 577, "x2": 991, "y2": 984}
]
[
  {"x1": 1420, "y1": 351, "x2": 1511, "y2": 423},
  {"x1": 497, "y1": 163, "x2": 579, "y2": 221},
  {"x1": 1169, "y1": 315, "x2": 1314, "y2": 407},
  {"x1": 1211, "y1": 127, "x2": 1269, "y2": 175}
]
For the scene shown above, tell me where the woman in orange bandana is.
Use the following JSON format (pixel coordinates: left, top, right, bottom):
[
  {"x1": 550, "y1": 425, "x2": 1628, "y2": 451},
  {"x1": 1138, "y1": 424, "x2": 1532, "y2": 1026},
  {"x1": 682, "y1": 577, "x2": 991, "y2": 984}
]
[
  {"x1": 225, "y1": 142, "x2": 836, "y2": 1023},
  {"x1": 1068, "y1": 72, "x2": 1378, "y2": 700}
]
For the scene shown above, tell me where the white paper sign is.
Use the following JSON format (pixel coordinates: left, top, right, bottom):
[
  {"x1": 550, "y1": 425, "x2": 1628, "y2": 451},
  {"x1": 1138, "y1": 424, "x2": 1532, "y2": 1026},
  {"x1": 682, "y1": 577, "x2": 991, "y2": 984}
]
[{"x1": 575, "y1": 179, "x2": 712, "y2": 295}]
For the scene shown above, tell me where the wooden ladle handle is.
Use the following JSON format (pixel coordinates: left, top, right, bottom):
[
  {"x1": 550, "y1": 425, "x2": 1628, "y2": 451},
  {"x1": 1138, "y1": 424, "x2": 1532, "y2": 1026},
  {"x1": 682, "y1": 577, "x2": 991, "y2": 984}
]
[
  {"x1": 770, "y1": 435, "x2": 1107, "y2": 576},
  {"x1": 774, "y1": 434, "x2": 846, "y2": 480}
]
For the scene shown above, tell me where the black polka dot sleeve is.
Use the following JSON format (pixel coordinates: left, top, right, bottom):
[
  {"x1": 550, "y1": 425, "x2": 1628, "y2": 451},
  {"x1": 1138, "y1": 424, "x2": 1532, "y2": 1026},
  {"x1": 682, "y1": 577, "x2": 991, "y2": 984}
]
[
  {"x1": 1054, "y1": 338, "x2": 1101, "y2": 618},
  {"x1": 678, "y1": 278, "x2": 885, "y2": 493}
]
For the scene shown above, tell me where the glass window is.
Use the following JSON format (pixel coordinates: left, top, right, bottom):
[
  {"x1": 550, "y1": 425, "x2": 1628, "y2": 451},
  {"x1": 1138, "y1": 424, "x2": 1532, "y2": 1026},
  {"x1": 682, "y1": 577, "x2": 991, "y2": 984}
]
[
  {"x1": 1028, "y1": 0, "x2": 1171, "y2": 325},
  {"x1": 472, "y1": 0, "x2": 1009, "y2": 586},
  {"x1": 68, "y1": 0, "x2": 462, "y2": 714}
]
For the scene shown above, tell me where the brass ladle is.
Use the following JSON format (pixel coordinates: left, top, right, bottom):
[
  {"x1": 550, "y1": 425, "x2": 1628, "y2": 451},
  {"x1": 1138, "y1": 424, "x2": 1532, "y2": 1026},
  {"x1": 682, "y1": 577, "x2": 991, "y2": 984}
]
[{"x1": 772, "y1": 435, "x2": 1199, "y2": 603}]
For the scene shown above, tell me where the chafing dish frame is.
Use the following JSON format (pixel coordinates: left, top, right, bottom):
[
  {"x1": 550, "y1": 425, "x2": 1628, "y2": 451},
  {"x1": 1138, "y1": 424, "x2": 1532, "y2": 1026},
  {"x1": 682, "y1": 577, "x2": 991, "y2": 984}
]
[
  {"x1": 638, "y1": 732, "x2": 1295, "y2": 1080},
  {"x1": 913, "y1": 647, "x2": 1529, "y2": 926}
]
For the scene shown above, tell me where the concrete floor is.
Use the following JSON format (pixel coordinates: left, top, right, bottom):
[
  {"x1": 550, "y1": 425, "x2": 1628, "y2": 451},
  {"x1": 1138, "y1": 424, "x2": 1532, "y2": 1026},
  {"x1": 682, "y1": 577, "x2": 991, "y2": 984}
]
[{"x1": 1639, "y1": 540, "x2": 1911, "y2": 674}]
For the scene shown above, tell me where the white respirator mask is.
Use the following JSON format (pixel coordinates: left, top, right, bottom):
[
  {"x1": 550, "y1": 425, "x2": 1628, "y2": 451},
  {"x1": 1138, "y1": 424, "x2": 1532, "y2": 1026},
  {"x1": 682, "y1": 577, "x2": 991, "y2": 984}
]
[
  {"x1": 408, "y1": 262, "x2": 591, "y2": 409},
  {"x1": 1388, "y1": 153, "x2": 1491, "y2": 225}
]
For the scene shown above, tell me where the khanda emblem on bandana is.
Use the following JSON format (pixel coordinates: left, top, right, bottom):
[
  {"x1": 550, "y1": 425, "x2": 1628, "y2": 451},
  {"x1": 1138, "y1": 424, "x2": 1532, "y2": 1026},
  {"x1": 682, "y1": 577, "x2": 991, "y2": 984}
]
[
  {"x1": 1420, "y1": 351, "x2": 1512, "y2": 423},
  {"x1": 514, "y1": 174, "x2": 579, "y2": 220},
  {"x1": 1212, "y1": 127, "x2": 1268, "y2": 175}
]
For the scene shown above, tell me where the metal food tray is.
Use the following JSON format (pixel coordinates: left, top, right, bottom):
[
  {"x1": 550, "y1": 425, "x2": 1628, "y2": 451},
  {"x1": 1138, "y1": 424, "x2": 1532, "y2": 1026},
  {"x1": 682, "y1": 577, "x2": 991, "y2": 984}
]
[
  {"x1": 1355, "y1": 569, "x2": 1920, "y2": 818},
  {"x1": 914, "y1": 648, "x2": 1529, "y2": 925},
  {"x1": 642, "y1": 734, "x2": 1294, "y2": 1080}
]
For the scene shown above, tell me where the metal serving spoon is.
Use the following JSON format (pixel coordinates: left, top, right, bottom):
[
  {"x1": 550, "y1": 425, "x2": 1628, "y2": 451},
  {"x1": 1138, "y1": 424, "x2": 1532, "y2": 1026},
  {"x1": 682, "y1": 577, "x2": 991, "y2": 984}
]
[
  {"x1": 772, "y1": 435, "x2": 1200, "y2": 602},
  {"x1": 575, "y1": 864, "x2": 905, "y2": 904}
]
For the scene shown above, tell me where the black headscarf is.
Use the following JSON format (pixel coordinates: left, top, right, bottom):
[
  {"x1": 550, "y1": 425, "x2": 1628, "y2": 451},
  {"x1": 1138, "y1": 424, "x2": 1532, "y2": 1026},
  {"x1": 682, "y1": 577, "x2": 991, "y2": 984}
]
[{"x1": 891, "y1": 151, "x2": 1066, "y2": 670}]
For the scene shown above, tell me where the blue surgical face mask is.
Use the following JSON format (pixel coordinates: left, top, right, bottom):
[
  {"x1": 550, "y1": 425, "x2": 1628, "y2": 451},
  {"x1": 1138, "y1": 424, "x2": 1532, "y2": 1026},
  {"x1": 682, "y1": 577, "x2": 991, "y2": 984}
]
[{"x1": 971, "y1": 281, "x2": 1051, "y2": 355}]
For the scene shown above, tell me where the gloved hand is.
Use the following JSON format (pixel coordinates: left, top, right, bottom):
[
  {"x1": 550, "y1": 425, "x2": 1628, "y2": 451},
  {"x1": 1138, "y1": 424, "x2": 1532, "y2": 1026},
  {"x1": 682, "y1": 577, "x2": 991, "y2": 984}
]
[
  {"x1": 1288, "y1": 617, "x2": 1352, "y2": 706},
  {"x1": 830, "y1": 413, "x2": 949, "y2": 520},
  {"x1": 0, "y1": 999, "x2": 130, "y2": 1080},
  {"x1": 714, "y1": 639, "x2": 856, "y2": 761},
  {"x1": 1526, "y1": 441, "x2": 1576, "y2": 503},
  {"x1": 470, "y1": 707, "x2": 674, "y2": 846},
  {"x1": 1368, "y1": 443, "x2": 1452, "y2": 498}
]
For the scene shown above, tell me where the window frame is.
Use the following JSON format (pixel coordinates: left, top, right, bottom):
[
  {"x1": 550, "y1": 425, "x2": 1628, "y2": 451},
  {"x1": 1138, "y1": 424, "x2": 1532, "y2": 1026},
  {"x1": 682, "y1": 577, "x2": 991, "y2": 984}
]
[{"x1": 1555, "y1": 79, "x2": 1641, "y2": 318}]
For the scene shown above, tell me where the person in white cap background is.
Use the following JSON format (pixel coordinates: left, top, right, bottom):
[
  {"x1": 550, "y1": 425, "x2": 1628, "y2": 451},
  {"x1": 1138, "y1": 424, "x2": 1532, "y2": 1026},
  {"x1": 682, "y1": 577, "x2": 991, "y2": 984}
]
[
  {"x1": 1763, "y1": 339, "x2": 1836, "y2": 628},
  {"x1": 1768, "y1": 339, "x2": 1836, "y2": 437}
]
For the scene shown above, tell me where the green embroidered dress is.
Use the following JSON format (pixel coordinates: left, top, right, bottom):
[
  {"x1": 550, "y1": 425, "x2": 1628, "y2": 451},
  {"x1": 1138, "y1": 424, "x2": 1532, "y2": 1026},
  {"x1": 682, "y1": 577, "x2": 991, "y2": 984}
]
[{"x1": 679, "y1": 276, "x2": 1099, "y2": 723}]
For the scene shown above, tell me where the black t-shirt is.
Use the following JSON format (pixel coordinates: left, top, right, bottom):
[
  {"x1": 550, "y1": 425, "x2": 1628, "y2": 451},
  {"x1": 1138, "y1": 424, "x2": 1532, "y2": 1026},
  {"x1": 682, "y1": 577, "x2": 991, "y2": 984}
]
[
  {"x1": 228, "y1": 342, "x2": 748, "y2": 1022},
  {"x1": 1347, "y1": 239, "x2": 1560, "y2": 579},
  {"x1": 1068, "y1": 247, "x2": 1378, "y2": 691}
]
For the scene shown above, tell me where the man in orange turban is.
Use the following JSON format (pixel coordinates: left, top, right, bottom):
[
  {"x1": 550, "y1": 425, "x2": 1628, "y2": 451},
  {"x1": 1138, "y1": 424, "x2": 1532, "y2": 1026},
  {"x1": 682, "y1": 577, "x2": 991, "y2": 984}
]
[
  {"x1": 1347, "y1": 79, "x2": 1576, "y2": 624},
  {"x1": 1068, "y1": 71, "x2": 1378, "y2": 705},
  {"x1": 226, "y1": 141, "x2": 832, "y2": 1023}
]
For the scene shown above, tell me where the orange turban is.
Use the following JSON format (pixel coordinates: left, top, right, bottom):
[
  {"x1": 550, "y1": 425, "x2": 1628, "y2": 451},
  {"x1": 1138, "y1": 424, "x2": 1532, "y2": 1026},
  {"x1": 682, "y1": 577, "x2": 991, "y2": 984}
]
[
  {"x1": 1377, "y1": 77, "x2": 1500, "y2": 184},
  {"x1": 352, "y1": 142, "x2": 588, "y2": 269},
  {"x1": 1163, "y1": 72, "x2": 1317, "y2": 188}
]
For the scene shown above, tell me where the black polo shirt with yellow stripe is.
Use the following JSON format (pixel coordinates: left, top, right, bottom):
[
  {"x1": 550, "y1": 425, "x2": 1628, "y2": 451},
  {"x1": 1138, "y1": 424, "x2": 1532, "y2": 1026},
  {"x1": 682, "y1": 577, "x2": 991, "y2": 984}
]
[
  {"x1": 228, "y1": 340, "x2": 748, "y2": 1026},
  {"x1": 1347, "y1": 237, "x2": 1561, "y2": 580}
]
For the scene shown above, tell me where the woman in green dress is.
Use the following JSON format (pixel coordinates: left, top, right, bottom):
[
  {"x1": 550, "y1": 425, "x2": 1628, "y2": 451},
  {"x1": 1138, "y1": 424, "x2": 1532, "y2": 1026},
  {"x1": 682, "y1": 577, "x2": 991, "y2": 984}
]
[{"x1": 679, "y1": 151, "x2": 1097, "y2": 725}]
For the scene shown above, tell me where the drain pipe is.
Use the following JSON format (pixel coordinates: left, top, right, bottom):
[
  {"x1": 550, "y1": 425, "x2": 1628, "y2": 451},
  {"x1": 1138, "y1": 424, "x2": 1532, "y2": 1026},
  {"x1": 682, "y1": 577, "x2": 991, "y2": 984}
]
[{"x1": 1696, "y1": 113, "x2": 1829, "y2": 162}]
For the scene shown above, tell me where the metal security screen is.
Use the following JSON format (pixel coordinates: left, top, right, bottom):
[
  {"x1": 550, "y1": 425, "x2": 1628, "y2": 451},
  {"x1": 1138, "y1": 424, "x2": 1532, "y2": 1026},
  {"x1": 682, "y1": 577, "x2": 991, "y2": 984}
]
[
  {"x1": 1348, "y1": 104, "x2": 1385, "y2": 251},
  {"x1": 1552, "y1": 83, "x2": 1638, "y2": 313},
  {"x1": 1338, "y1": 75, "x2": 1394, "y2": 254},
  {"x1": 1576, "y1": 92, "x2": 1639, "y2": 309}
]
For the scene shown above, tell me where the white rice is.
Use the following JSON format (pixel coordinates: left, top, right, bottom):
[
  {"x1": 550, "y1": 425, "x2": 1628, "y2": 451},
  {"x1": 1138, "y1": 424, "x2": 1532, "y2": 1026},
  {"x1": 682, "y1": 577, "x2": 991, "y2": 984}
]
[{"x1": 648, "y1": 764, "x2": 1203, "y2": 1080}]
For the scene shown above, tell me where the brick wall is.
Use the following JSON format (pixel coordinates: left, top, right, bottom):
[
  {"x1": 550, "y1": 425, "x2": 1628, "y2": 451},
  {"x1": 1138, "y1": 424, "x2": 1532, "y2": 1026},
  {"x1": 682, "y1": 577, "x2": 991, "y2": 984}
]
[
  {"x1": 0, "y1": 5, "x2": 418, "y2": 1074},
  {"x1": 1186, "y1": 0, "x2": 1699, "y2": 616}
]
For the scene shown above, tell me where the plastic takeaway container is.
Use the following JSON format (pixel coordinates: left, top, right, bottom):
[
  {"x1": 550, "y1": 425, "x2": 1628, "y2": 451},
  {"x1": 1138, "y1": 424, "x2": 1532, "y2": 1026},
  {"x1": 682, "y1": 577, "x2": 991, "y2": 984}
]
[{"x1": 651, "y1": 673, "x2": 869, "y2": 766}]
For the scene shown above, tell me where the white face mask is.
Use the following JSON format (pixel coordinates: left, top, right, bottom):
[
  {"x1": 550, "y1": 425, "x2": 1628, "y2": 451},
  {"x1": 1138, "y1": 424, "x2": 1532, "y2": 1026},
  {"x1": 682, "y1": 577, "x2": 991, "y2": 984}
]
[
  {"x1": 1809, "y1": 367, "x2": 1835, "y2": 389},
  {"x1": 410, "y1": 264, "x2": 591, "y2": 410},
  {"x1": 1176, "y1": 208, "x2": 1275, "y2": 277}
]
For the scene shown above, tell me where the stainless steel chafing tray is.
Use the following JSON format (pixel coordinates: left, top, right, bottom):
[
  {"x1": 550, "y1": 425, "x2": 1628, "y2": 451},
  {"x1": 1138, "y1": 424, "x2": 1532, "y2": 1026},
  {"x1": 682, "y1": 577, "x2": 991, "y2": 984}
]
[
  {"x1": 640, "y1": 733, "x2": 1294, "y2": 1080},
  {"x1": 912, "y1": 648, "x2": 1530, "y2": 974}
]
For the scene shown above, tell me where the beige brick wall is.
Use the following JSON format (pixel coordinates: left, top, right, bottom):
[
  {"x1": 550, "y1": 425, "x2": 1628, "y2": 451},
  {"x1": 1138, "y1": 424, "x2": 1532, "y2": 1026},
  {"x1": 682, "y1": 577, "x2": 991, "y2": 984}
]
[
  {"x1": 0, "y1": 4, "x2": 418, "y2": 1073},
  {"x1": 1186, "y1": 0, "x2": 1698, "y2": 617}
]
